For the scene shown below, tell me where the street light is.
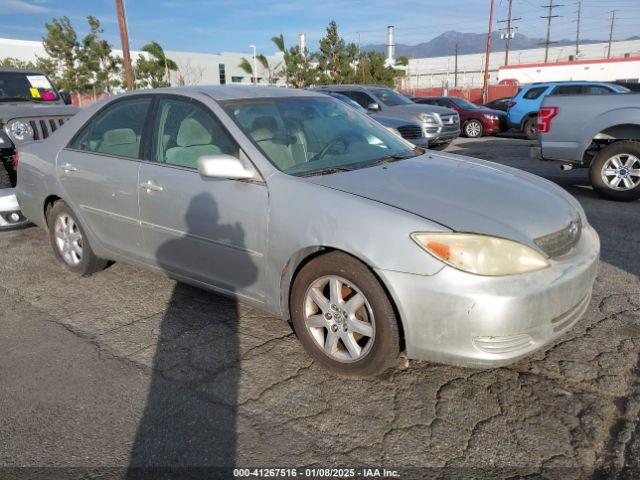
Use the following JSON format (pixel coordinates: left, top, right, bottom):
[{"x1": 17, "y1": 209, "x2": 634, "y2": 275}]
[{"x1": 249, "y1": 44, "x2": 257, "y2": 85}]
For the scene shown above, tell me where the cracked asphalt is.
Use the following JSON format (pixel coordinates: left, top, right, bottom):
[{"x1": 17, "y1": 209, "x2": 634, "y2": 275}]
[{"x1": 1, "y1": 136, "x2": 639, "y2": 479}]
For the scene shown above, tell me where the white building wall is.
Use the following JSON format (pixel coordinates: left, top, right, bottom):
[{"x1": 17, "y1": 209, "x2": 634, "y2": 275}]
[
  {"x1": 404, "y1": 39, "x2": 640, "y2": 89},
  {"x1": 498, "y1": 58, "x2": 640, "y2": 84},
  {"x1": 0, "y1": 37, "x2": 285, "y2": 87}
]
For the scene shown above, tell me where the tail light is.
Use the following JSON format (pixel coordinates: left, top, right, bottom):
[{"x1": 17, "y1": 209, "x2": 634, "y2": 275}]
[
  {"x1": 537, "y1": 107, "x2": 558, "y2": 133},
  {"x1": 12, "y1": 150, "x2": 19, "y2": 171},
  {"x1": 508, "y1": 101, "x2": 517, "y2": 108}
]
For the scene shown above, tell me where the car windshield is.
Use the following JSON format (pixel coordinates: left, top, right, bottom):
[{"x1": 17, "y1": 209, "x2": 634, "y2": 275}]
[
  {"x1": 224, "y1": 96, "x2": 418, "y2": 176},
  {"x1": 451, "y1": 98, "x2": 478, "y2": 110},
  {"x1": 368, "y1": 87, "x2": 414, "y2": 106},
  {"x1": 0, "y1": 72, "x2": 59, "y2": 102}
]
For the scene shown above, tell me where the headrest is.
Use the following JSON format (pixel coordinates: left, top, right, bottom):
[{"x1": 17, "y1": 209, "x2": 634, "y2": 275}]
[
  {"x1": 102, "y1": 128, "x2": 136, "y2": 146},
  {"x1": 251, "y1": 116, "x2": 277, "y2": 134},
  {"x1": 177, "y1": 117, "x2": 212, "y2": 147},
  {"x1": 251, "y1": 128, "x2": 274, "y2": 142}
]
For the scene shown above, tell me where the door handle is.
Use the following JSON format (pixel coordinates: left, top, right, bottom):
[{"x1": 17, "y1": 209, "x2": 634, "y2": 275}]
[
  {"x1": 140, "y1": 181, "x2": 163, "y2": 193},
  {"x1": 61, "y1": 163, "x2": 77, "y2": 172}
]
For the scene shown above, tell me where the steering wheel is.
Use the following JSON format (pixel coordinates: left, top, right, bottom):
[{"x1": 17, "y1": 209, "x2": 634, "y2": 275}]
[{"x1": 309, "y1": 135, "x2": 351, "y2": 162}]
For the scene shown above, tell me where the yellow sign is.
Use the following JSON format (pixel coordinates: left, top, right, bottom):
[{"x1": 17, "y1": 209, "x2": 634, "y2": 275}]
[{"x1": 30, "y1": 87, "x2": 40, "y2": 98}]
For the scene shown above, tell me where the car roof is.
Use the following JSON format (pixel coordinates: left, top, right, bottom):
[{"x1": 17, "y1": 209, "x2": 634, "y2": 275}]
[
  {"x1": 315, "y1": 85, "x2": 393, "y2": 91},
  {"x1": 0, "y1": 68, "x2": 47, "y2": 75},
  {"x1": 523, "y1": 81, "x2": 613, "y2": 87},
  {"x1": 124, "y1": 85, "x2": 323, "y2": 101}
]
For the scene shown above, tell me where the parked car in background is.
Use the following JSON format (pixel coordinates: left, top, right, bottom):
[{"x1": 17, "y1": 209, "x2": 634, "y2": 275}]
[
  {"x1": 319, "y1": 91, "x2": 428, "y2": 149},
  {"x1": 0, "y1": 68, "x2": 76, "y2": 229},
  {"x1": 17, "y1": 86, "x2": 599, "y2": 378},
  {"x1": 413, "y1": 96, "x2": 506, "y2": 138},
  {"x1": 533, "y1": 91, "x2": 640, "y2": 201},
  {"x1": 508, "y1": 81, "x2": 629, "y2": 140},
  {"x1": 482, "y1": 96, "x2": 512, "y2": 112},
  {"x1": 315, "y1": 85, "x2": 460, "y2": 150}
]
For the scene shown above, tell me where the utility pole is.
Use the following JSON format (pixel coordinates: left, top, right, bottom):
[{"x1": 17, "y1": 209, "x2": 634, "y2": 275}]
[
  {"x1": 607, "y1": 10, "x2": 616, "y2": 58},
  {"x1": 482, "y1": 0, "x2": 495, "y2": 103},
  {"x1": 115, "y1": 0, "x2": 134, "y2": 90},
  {"x1": 541, "y1": 1, "x2": 563, "y2": 63},
  {"x1": 574, "y1": 1, "x2": 581, "y2": 57},
  {"x1": 454, "y1": 42, "x2": 458, "y2": 87},
  {"x1": 498, "y1": 0, "x2": 520, "y2": 66}
]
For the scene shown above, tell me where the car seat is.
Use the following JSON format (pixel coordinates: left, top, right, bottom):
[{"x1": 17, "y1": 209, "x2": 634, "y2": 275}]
[{"x1": 165, "y1": 117, "x2": 222, "y2": 168}]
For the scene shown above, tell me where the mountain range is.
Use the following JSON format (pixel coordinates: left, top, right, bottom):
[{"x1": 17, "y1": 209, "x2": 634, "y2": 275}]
[{"x1": 362, "y1": 30, "x2": 632, "y2": 58}]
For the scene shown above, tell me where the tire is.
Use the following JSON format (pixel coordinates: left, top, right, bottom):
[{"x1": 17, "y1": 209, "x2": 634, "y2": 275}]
[
  {"x1": 290, "y1": 251, "x2": 400, "y2": 378},
  {"x1": 47, "y1": 200, "x2": 108, "y2": 275},
  {"x1": 589, "y1": 141, "x2": 640, "y2": 202},
  {"x1": 430, "y1": 143, "x2": 450, "y2": 151},
  {"x1": 523, "y1": 116, "x2": 538, "y2": 140},
  {"x1": 463, "y1": 119, "x2": 484, "y2": 138}
]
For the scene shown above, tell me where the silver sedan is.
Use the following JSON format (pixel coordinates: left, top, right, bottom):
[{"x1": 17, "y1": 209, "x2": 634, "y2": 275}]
[{"x1": 16, "y1": 86, "x2": 599, "y2": 378}]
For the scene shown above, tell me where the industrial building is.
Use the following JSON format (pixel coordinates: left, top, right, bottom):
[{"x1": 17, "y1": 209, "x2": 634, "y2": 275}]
[{"x1": 402, "y1": 39, "x2": 640, "y2": 91}]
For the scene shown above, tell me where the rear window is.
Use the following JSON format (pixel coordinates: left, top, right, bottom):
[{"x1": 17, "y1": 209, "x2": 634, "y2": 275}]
[
  {"x1": 522, "y1": 87, "x2": 548, "y2": 100},
  {"x1": 0, "y1": 72, "x2": 59, "y2": 102}
]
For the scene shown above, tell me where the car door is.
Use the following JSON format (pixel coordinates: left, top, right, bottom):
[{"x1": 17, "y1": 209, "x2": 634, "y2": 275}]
[
  {"x1": 138, "y1": 95, "x2": 267, "y2": 300},
  {"x1": 59, "y1": 96, "x2": 152, "y2": 259}
]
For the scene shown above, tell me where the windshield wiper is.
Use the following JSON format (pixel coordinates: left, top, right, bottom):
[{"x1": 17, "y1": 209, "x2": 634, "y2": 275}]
[
  {"x1": 300, "y1": 166, "x2": 354, "y2": 177},
  {"x1": 370, "y1": 152, "x2": 416, "y2": 166}
]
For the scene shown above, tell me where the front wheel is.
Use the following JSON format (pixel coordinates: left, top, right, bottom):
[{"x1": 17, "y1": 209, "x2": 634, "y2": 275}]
[
  {"x1": 47, "y1": 200, "x2": 108, "y2": 275},
  {"x1": 523, "y1": 117, "x2": 538, "y2": 140},
  {"x1": 463, "y1": 119, "x2": 484, "y2": 138},
  {"x1": 590, "y1": 141, "x2": 640, "y2": 201},
  {"x1": 290, "y1": 251, "x2": 400, "y2": 378},
  {"x1": 430, "y1": 143, "x2": 451, "y2": 151}
]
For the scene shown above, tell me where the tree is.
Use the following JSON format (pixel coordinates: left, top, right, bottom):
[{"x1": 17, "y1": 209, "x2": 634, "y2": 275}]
[
  {"x1": 283, "y1": 45, "x2": 316, "y2": 88},
  {"x1": 78, "y1": 16, "x2": 122, "y2": 93},
  {"x1": 395, "y1": 56, "x2": 409, "y2": 67},
  {"x1": 174, "y1": 59, "x2": 205, "y2": 86},
  {"x1": 134, "y1": 41, "x2": 177, "y2": 89},
  {"x1": 41, "y1": 16, "x2": 81, "y2": 93},
  {"x1": 238, "y1": 57, "x2": 254, "y2": 83},
  {"x1": 317, "y1": 21, "x2": 358, "y2": 85},
  {"x1": 358, "y1": 51, "x2": 401, "y2": 87},
  {"x1": 0, "y1": 58, "x2": 39, "y2": 70}
]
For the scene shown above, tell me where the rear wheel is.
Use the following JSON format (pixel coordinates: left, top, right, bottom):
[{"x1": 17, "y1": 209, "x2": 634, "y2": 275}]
[
  {"x1": 464, "y1": 119, "x2": 484, "y2": 138},
  {"x1": 590, "y1": 141, "x2": 640, "y2": 201},
  {"x1": 290, "y1": 251, "x2": 400, "y2": 378},
  {"x1": 523, "y1": 116, "x2": 538, "y2": 140},
  {"x1": 47, "y1": 200, "x2": 108, "y2": 275}
]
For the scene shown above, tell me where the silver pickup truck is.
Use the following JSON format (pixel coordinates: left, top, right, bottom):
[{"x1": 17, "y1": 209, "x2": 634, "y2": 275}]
[{"x1": 533, "y1": 92, "x2": 640, "y2": 201}]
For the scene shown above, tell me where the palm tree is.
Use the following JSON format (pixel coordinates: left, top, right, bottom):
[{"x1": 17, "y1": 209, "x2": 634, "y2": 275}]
[
  {"x1": 141, "y1": 41, "x2": 177, "y2": 84},
  {"x1": 238, "y1": 57, "x2": 254, "y2": 83}
]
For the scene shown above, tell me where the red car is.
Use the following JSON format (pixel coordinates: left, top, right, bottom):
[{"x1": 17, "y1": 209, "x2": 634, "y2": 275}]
[{"x1": 413, "y1": 96, "x2": 506, "y2": 138}]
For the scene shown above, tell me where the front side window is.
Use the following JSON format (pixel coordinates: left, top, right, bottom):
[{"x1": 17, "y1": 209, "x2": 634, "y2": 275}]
[
  {"x1": 522, "y1": 87, "x2": 548, "y2": 100},
  {"x1": 368, "y1": 87, "x2": 414, "y2": 106},
  {"x1": 70, "y1": 97, "x2": 151, "y2": 158},
  {"x1": 345, "y1": 90, "x2": 377, "y2": 109},
  {"x1": 152, "y1": 97, "x2": 239, "y2": 169},
  {"x1": 224, "y1": 96, "x2": 418, "y2": 176}
]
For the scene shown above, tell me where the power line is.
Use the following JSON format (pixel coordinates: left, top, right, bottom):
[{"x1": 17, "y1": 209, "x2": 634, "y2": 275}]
[{"x1": 498, "y1": 0, "x2": 522, "y2": 65}]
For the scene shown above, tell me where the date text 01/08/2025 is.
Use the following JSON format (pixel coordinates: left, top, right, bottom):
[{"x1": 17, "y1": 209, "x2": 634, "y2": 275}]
[{"x1": 233, "y1": 468, "x2": 400, "y2": 478}]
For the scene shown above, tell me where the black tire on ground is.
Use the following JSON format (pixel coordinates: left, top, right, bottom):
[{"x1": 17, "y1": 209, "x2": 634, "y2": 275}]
[
  {"x1": 589, "y1": 141, "x2": 640, "y2": 202},
  {"x1": 430, "y1": 143, "x2": 450, "y2": 151},
  {"x1": 523, "y1": 116, "x2": 538, "y2": 140},
  {"x1": 46, "y1": 200, "x2": 108, "y2": 275},
  {"x1": 463, "y1": 119, "x2": 484, "y2": 138},
  {"x1": 290, "y1": 251, "x2": 401, "y2": 378}
]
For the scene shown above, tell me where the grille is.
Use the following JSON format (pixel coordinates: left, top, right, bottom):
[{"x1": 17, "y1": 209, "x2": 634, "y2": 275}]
[
  {"x1": 440, "y1": 114, "x2": 459, "y2": 125},
  {"x1": 396, "y1": 125, "x2": 423, "y2": 139},
  {"x1": 473, "y1": 333, "x2": 534, "y2": 354},
  {"x1": 534, "y1": 220, "x2": 582, "y2": 258},
  {"x1": 26, "y1": 116, "x2": 70, "y2": 141}
]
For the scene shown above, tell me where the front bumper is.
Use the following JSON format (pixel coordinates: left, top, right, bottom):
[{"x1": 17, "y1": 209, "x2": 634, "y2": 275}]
[
  {"x1": 0, "y1": 188, "x2": 29, "y2": 230},
  {"x1": 377, "y1": 224, "x2": 600, "y2": 368},
  {"x1": 425, "y1": 127, "x2": 460, "y2": 144}
]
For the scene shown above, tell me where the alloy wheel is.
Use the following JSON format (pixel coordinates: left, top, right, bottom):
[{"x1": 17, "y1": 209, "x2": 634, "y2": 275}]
[
  {"x1": 465, "y1": 120, "x2": 482, "y2": 137},
  {"x1": 303, "y1": 275, "x2": 375, "y2": 363},
  {"x1": 600, "y1": 153, "x2": 640, "y2": 191},
  {"x1": 54, "y1": 214, "x2": 83, "y2": 266}
]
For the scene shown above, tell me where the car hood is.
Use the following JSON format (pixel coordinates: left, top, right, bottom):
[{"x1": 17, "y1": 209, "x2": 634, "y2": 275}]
[
  {"x1": 0, "y1": 103, "x2": 78, "y2": 121},
  {"x1": 371, "y1": 114, "x2": 420, "y2": 128},
  {"x1": 306, "y1": 153, "x2": 580, "y2": 247},
  {"x1": 381, "y1": 104, "x2": 457, "y2": 116},
  {"x1": 477, "y1": 107, "x2": 506, "y2": 117}
]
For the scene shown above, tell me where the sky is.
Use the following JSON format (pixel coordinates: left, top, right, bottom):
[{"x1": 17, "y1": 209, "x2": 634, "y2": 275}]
[{"x1": 0, "y1": 0, "x2": 638, "y2": 56}]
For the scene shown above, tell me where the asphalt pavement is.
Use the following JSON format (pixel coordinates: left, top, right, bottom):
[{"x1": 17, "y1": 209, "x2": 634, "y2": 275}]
[{"x1": 0, "y1": 135, "x2": 638, "y2": 479}]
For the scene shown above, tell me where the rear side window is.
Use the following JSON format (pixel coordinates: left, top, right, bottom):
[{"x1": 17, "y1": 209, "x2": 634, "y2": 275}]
[
  {"x1": 522, "y1": 87, "x2": 548, "y2": 100},
  {"x1": 70, "y1": 97, "x2": 151, "y2": 158},
  {"x1": 583, "y1": 85, "x2": 613, "y2": 94},
  {"x1": 344, "y1": 91, "x2": 376, "y2": 109},
  {"x1": 551, "y1": 85, "x2": 583, "y2": 95}
]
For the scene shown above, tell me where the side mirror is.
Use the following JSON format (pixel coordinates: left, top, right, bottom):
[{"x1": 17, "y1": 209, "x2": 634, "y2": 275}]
[
  {"x1": 197, "y1": 154, "x2": 254, "y2": 180},
  {"x1": 59, "y1": 90, "x2": 72, "y2": 105},
  {"x1": 367, "y1": 102, "x2": 380, "y2": 112}
]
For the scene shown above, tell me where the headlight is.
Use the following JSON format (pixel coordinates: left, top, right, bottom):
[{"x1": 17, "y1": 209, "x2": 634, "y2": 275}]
[
  {"x1": 417, "y1": 113, "x2": 438, "y2": 124},
  {"x1": 411, "y1": 232, "x2": 550, "y2": 276},
  {"x1": 7, "y1": 120, "x2": 33, "y2": 141},
  {"x1": 482, "y1": 114, "x2": 499, "y2": 120}
]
